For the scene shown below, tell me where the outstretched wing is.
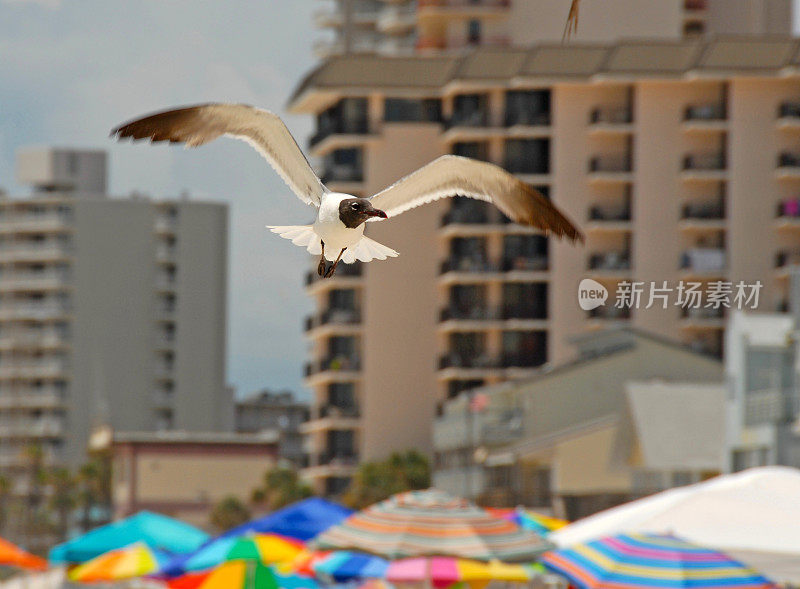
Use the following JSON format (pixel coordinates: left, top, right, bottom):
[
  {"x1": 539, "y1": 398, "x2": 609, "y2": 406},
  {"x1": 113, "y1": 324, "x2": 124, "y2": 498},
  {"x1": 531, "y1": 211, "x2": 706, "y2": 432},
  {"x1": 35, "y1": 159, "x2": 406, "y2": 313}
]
[
  {"x1": 112, "y1": 103, "x2": 327, "y2": 207},
  {"x1": 369, "y1": 155, "x2": 583, "y2": 242}
]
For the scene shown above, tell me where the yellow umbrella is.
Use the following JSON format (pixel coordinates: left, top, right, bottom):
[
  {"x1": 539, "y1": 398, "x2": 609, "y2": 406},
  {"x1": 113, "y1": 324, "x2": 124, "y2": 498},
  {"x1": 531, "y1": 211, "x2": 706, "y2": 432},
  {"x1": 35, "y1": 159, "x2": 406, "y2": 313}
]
[{"x1": 68, "y1": 542, "x2": 165, "y2": 582}]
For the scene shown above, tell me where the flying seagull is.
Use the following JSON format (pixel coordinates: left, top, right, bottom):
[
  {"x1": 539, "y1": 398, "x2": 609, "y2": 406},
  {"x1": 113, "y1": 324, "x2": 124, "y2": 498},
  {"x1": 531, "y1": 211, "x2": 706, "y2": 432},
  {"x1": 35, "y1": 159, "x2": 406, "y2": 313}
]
[{"x1": 112, "y1": 103, "x2": 583, "y2": 278}]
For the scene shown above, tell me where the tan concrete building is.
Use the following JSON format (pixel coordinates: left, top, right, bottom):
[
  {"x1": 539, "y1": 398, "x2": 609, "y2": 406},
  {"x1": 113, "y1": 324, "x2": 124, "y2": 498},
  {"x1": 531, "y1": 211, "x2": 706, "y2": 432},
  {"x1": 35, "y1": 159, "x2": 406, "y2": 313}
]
[
  {"x1": 0, "y1": 147, "x2": 230, "y2": 481},
  {"x1": 290, "y1": 36, "x2": 800, "y2": 494},
  {"x1": 103, "y1": 431, "x2": 277, "y2": 529},
  {"x1": 432, "y1": 329, "x2": 725, "y2": 519},
  {"x1": 313, "y1": 0, "x2": 793, "y2": 58}
]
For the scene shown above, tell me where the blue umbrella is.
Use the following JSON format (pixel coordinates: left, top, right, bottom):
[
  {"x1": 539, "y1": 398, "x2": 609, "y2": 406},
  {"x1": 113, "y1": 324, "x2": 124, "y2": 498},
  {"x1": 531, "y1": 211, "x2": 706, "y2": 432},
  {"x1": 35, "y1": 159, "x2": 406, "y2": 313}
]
[
  {"x1": 312, "y1": 551, "x2": 389, "y2": 582},
  {"x1": 160, "y1": 498, "x2": 353, "y2": 577},
  {"x1": 49, "y1": 511, "x2": 209, "y2": 564}
]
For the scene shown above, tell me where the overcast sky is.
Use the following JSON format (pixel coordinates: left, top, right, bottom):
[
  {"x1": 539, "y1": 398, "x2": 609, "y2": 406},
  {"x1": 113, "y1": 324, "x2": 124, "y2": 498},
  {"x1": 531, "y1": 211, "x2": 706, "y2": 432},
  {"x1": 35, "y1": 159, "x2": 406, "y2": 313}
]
[
  {"x1": 0, "y1": 0, "x2": 318, "y2": 398},
  {"x1": 2, "y1": 1, "x2": 800, "y2": 401}
]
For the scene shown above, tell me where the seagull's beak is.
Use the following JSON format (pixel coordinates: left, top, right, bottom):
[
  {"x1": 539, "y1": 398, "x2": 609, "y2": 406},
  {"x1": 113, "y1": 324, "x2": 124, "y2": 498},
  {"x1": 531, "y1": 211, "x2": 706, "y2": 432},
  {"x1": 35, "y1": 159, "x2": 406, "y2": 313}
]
[{"x1": 367, "y1": 209, "x2": 388, "y2": 219}]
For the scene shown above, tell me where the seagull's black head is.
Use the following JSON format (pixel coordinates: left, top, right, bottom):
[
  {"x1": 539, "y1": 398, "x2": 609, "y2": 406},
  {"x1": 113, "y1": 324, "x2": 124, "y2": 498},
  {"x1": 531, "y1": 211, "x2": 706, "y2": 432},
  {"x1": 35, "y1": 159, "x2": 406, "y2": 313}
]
[{"x1": 338, "y1": 198, "x2": 387, "y2": 229}]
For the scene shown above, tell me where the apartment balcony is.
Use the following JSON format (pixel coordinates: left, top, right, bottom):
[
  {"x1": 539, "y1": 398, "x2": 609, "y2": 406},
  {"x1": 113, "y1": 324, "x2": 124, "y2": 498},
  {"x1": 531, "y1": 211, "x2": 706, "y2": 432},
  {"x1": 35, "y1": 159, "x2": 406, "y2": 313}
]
[
  {"x1": 588, "y1": 107, "x2": 633, "y2": 135},
  {"x1": 320, "y1": 163, "x2": 364, "y2": 191},
  {"x1": 775, "y1": 199, "x2": 800, "y2": 231},
  {"x1": 300, "y1": 405, "x2": 361, "y2": 434},
  {"x1": 156, "y1": 244, "x2": 176, "y2": 263},
  {"x1": 309, "y1": 119, "x2": 374, "y2": 154},
  {"x1": 680, "y1": 305, "x2": 725, "y2": 329},
  {"x1": 445, "y1": 110, "x2": 491, "y2": 134},
  {"x1": 151, "y1": 391, "x2": 173, "y2": 409},
  {"x1": 0, "y1": 360, "x2": 68, "y2": 379},
  {"x1": 0, "y1": 419, "x2": 63, "y2": 439},
  {"x1": 305, "y1": 308, "x2": 362, "y2": 337},
  {"x1": 0, "y1": 301, "x2": 70, "y2": 321},
  {"x1": 439, "y1": 354, "x2": 501, "y2": 371},
  {"x1": 440, "y1": 205, "x2": 492, "y2": 227},
  {"x1": 504, "y1": 156, "x2": 549, "y2": 179},
  {"x1": 154, "y1": 333, "x2": 176, "y2": 350},
  {"x1": 0, "y1": 213, "x2": 71, "y2": 233},
  {"x1": 0, "y1": 242, "x2": 72, "y2": 262},
  {"x1": 440, "y1": 256, "x2": 498, "y2": 276},
  {"x1": 504, "y1": 109, "x2": 550, "y2": 129},
  {"x1": 682, "y1": 153, "x2": 727, "y2": 181},
  {"x1": 586, "y1": 204, "x2": 632, "y2": 233},
  {"x1": 683, "y1": 104, "x2": 726, "y2": 133},
  {"x1": 315, "y1": 451, "x2": 359, "y2": 467},
  {"x1": 305, "y1": 262, "x2": 363, "y2": 292},
  {"x1": 684, "y1": 0, "x2": 707, "y2": 11},
  {"x1": 587, "y1": 251, "x2": 631, "y2": 276},
  {"x1": 776, "y1": 102, "x2": 800, "y2": 130},
  {"x1": 587, "y1": 155, "x2": 633, "y2": 184},
  {"x1": 0, "y1": 270, "x2": 70, "y2": 292},
  {"x1": 0, "y1": 329, "x2": 66, "y2": 350},
  {"x1": 679, "y1": 200, "x2": 726, "y2": 232},
  {"x1": 377, "y1": 4, "x2": 416, "y2": 33},
  {"x1": 439, "y1": 304, "x2": 546, "y2": 327},
  {"x1": 0, "y1": 390, "x2": 64, "y2": 409},
  {"x1": 776, "y1": 152, "x2": 800, "y2": 179},
  {"x1": 502, "y1": 254, "x2": 548, "y2": 273},
  {"x1": 680, "y1": 248, "x2": 726, "y2": 276},
  {"x1": 304, "y1": 356, "x2": 361, "y2": 380},
  {"x1": 154, "y1": 216, "x2": 177, "y2": 234}
]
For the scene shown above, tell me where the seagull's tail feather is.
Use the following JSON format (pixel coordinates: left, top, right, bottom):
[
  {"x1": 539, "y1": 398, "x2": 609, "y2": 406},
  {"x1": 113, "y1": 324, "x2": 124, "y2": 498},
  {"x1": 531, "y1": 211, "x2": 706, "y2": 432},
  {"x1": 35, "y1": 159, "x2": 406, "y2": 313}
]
[
  {"x1": 342, "y1": 236, "x2": 399, "y2": 264},
  {"x1": 267, "y1": 225, "x2": 322, "y2": 256}
]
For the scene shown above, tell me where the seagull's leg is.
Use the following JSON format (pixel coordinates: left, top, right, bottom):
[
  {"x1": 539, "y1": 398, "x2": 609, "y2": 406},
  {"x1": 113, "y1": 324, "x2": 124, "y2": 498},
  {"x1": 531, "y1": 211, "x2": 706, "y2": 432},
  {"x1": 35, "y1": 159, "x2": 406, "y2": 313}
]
[
  {"x1": 317, "y1": 241, "x2": 327, "y2": 277},
  {"x1": 324, "y1": 248, "x2": 347, "y2": 278}
]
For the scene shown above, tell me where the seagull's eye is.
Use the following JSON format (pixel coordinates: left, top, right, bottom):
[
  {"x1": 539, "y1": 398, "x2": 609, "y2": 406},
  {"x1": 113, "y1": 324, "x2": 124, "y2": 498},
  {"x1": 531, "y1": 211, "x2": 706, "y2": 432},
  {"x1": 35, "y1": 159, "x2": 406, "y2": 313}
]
[{"x1": 351, "y1": 203, "x2": 359, "y2": 210}]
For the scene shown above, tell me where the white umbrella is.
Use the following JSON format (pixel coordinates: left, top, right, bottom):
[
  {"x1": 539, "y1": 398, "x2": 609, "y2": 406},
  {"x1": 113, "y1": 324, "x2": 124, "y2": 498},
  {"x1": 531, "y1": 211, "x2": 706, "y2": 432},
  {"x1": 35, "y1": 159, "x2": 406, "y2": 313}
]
[{"x1": 551, "y1": 466, "x2": 800, "y2": 583}]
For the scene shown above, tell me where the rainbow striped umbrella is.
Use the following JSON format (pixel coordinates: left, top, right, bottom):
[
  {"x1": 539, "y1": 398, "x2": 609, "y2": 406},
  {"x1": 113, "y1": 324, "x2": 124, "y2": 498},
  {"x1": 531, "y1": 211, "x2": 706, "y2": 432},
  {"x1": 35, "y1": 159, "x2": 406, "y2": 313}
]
[
  {"x1": 311, "y1": 489, "x2": 551, "y2": 562},
  {"x1": 196, "y1": 560, "x2": 278, "y2": 589},
  {"x1": 310, "y1": 550, "x2": 388, "y2": 581},
  {"x1": 513, "y1": 509, "x2": 568, "y2": 535},
  {"x1": 69, "y1": 542, "x2": 169, "y2": 582},
  {"x1": 540, "y1": 533, "x2": 776, "y2": 589}
]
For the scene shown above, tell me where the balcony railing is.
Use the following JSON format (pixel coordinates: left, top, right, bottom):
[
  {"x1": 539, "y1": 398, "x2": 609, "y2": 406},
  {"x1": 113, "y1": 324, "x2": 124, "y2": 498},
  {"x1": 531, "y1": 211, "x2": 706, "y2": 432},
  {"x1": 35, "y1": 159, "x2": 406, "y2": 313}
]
[
  {"x1": 684, "y1": 104, "x2": 726, "y2": 121},
  {"x1": 588, "y1": 155, "x2": 632, "y2": 173},
  {"x1": 588, "y1": 251, "x2": 631, "y2": 271},
  {"x1": 683, "y1": 153, "x2": 726, "y2": 170},
  {"x1": 440, "y1": 304, "x2": 547, "y2": 322},
  {"x1": 439, "y1": 352, "x2": 544, "y2": 370},
  {"x1": 590, "y1": 107, "x2": 633, "y2": 125},
  {"x1": 315, "y1": 452, "x2": 358, "y2": 467},
  {"x1": 504, "y1": 110, "x2": 550, "y2": 127},
  {"x1": 446, "y1": 110, "x2": 490, "y2": 129},
  {"x1": 316, "y1": 404, "x2": 361, "y2": 419},
  {"x1": 682, "y1": 200, "x2": 725, "y2": 219},
  {"x1": 310, "y1": 118, "x2": 371, "y2": 148},
  {"x1": 680, "y1": 248, "x2": 726, "y2": 272},
  {"x1": 305, "y1": 308, "x2": 361, "y2": 331},
  {"x1": 502, "y1": 255, "x2": 548, "y2": 272},
  {"x1": 305, "y1": 356, "x2": 361, "y2": 376},
  {"x1": 504, "y1": 157, "x2": 549, "y2": 175},
  {"x1": 305, "y1": 262, "x2": 362, "y2": 286},
  {"x1": 588, "y1": 204, "x2": 631, "y2": 221},
  {"x1": 440, "y1": 257, "x2": 498, "y2": 274},
  {"x1": 0, "y1": 302, "x2": 71, "y2": 319}
]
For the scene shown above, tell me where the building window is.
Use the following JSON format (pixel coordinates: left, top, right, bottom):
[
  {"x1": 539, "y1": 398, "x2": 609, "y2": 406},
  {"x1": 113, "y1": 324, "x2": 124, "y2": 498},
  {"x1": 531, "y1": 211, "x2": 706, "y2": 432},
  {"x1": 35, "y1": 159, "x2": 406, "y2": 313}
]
[
  {"x1": 505, "y1": 90, "x2": 551, "y2": 126},
  {"x1": 467, "y1": 19, "x2": 482, "y2": 44},
  {"x1": 384, "y1": 98, "x2": 442, "y2": 123}
]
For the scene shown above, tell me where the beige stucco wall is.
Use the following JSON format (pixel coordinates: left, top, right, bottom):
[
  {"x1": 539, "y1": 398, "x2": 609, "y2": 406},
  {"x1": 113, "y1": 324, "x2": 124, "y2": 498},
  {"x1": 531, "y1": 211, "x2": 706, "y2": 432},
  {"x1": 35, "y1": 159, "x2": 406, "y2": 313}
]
[{"x1": 552, "y1": 424, "x2": 632, "y2": 494}]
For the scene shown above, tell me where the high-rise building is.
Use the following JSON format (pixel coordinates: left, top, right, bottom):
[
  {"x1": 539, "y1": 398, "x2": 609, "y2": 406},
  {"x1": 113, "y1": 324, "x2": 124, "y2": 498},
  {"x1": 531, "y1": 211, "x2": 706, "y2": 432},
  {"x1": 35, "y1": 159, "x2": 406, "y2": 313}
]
[
  {"x1": 313, "y1": 0, "x2": 793, "y2": 58},
  {"x1": 290, "y1": 36, "x2": 800, "y2": 494},
  {"x1": 0, "y1": 147, "x2": 230, "y2": 480}
]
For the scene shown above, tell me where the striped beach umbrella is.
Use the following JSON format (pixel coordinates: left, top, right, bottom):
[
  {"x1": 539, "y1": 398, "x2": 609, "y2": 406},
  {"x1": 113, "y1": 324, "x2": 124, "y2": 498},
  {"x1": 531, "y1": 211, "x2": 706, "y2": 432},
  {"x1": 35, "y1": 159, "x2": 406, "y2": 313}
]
[
  {"x1": 310, "y1": 550, "x2": 389, "y2": 582},
  {"x1": 0, "y1": 537, "x2": 46, "y2": 570},
  {"x1": 386, "y1": 556, "x2": 533, "y2": 588},
  {"x1": 196, "y1": 560, "x2": 278, "y2": 589},
  {"x1": 311, "y1": 489, "x2": 552, "y2": 562},
  {"x1": 540, "y1": 533, "x2": 776, "y2": 589},
  {"x1": 166, "y1": 534, "x2": 304, "y2": 574},
  {"x1": 513, "y1": 509, "x2": 568, "y2": 535},
  {"x1": 69, "y1": 542, "x2": 169, "y2": 582}
]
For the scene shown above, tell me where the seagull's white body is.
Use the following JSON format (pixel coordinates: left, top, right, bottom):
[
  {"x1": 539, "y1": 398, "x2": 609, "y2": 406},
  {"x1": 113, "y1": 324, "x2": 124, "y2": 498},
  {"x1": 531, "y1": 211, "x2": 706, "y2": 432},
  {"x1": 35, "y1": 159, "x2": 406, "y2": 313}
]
[
  {"x1": 112, "y1": 103, "x2": 581, "y2": 270},
  {"x1": 269, "y1": 192, "x2": 399, "y2": 263}
]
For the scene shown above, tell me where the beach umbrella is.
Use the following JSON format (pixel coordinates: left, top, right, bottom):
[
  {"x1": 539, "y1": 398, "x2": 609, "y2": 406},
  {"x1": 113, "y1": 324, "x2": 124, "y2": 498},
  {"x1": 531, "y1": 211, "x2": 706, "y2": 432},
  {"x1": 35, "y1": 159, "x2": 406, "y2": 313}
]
[
  {"x1": 550, "y1": 467, "x2": 800, "y2": 584},
  {"x1": 385, "y1": 557, "x2": 533, "y2": 588},
  {"x1": 171, "y1": 533, "x2": 304, "y2": 575},
  {"x1": 0, "y1": 537, "x2": 47, "y2": 570},
  {"x1": 512, "y1": 509, "x2": 568, "y2": 535},
  {"x1": 311, "y1": 489, "x2": 552, "y2": 562},
  {"x1": 68, "y1": 542, "x2": 169, "y2": 582},
  {"x1": 50, "y1": 510, "x2": 209, "y2": 564},
  {"x1": 540, "y1": 533, "x2": 776, "y2": 589},
  {"x1": 196, "y1": 560, "x2": 278, "y2": 589},
  {"x1": 161, "y1": 498, "x2": 352, "y2": 577},
  {"x1": 167, "y1": 571, "x2": 211, "y2": 589},
  {"x1": 310, "y1": 551, "x2": 389, "y2": 582}
]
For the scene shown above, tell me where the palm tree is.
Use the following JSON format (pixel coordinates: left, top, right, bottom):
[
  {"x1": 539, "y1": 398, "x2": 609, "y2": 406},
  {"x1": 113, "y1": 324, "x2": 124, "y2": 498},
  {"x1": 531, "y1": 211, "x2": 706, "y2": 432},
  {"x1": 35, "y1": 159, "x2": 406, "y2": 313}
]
[
  {"x1": 250, "y1": 467, "x2": 312, "y2": 512},
  {"x1": 342, "y1": 450, "x2": 430, "y2": 509},
  {"x1": 47, "y1": 468, "x2": 76, "y2": 540},
  {"x1": 209, "y1": 496, "x2": 251, "y2": 532}
]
